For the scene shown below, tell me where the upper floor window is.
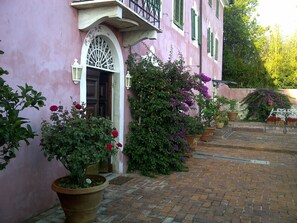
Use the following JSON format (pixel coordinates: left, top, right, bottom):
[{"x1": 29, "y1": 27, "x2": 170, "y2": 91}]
[
  {"x1": 216, "y1": 0, "x2": 220, "y2": 18},
  {"x1": 173, "y1": 0, "x2": 184, "y2": 29}
]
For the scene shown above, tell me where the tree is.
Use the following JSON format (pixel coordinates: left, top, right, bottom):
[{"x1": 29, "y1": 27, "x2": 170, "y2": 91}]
[
  {"x1": 0, "y1": 50, "x2": 46, "y2": 170},
  {"x1": 222, "y1": 0, "x2": 274, "y2": 88},
  {"x1": 263, "y1": 27, "x2": 297, "y2": 89}
]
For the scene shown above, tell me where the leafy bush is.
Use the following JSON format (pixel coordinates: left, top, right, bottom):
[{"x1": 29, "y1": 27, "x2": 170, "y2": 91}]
[
  {"x1": 123, "y1": 52, "x2": 211, "y2": 176},
  {"x1": 0, "y1": 50, "x2": 46, "y2": 170},
  {"x1": 41, "y1": 102, "x2": 121, "y2": 187},
  {"x1": 241, "y1": 89, "x2": 292, "y2": 121},
  {"x1": 183, "y1": 115, "x2": 204, "y2": 135}
]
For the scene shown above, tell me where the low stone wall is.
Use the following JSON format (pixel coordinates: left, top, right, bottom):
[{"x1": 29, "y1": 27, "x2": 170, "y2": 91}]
[{"x1": 219, "y1": 85, "x2": 297, "y2": 105}]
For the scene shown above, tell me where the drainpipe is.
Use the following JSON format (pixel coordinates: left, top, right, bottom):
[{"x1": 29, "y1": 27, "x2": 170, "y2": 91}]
[{"x1": 199, "y1": 0, "x2": 202, "y2": 74}]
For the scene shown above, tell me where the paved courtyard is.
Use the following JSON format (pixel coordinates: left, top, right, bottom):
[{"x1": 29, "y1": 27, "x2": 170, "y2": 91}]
[{"x1": 24, "y1": 124, "x2": 297, "y2": 223}]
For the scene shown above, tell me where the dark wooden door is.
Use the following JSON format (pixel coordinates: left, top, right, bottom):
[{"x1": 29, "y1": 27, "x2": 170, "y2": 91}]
[
  {"x1": 86, "y1": 68, "x2": 111, "y2": 119},
  {"x1": 86, "y1": 67, "x2": 112, "y2": 173}
]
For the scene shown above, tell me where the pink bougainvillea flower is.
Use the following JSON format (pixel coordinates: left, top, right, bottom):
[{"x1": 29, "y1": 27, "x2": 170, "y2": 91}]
[
  {"x1": 50, "y1": 105, "x2": 58, "y2": 112},
  {"x1": 106, "y1": 144, "x2": 113, "y2": 150},
  {"x1": 75, "y1": 103, "x2": 82, "y2": 110},
  {"x1": 116, "y1": 142, "x2": 122, "y2": 147},
  {"x1": 267, "y1": 99, "x2": 273, "y2": 106},
  {"x1": 112, "y1": 129, "x2": 119, "y2": 138}
]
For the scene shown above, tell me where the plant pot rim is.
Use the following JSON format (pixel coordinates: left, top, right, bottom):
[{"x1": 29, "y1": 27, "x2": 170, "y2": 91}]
[{"x1": 51, "y1": 175, "x2": 109, "y2": 195}]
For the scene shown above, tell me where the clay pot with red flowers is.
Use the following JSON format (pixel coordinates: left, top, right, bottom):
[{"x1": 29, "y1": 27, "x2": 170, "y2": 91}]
[
  {"x1": 41, "y1": 101, "x2": 121, "y2": 223},
  {"x1": 286, "y1": 117, "x2": 297, "y2": 126}
]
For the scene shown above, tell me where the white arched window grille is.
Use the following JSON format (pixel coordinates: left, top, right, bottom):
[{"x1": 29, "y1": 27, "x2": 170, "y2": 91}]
[{"x1": 87, "y1": 36, "x2": 115, "y2": 72}]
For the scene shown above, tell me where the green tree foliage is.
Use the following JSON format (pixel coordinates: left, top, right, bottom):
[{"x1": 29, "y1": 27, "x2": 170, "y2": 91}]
[
  {"x1": 0, "y1": 50, "x2": 46, "y2": 170},
  {"x1": 263, "y1": 27, "x2": 297, "y2": 89},
  {"x1": 223, "y1": 0, "x2": 274, "y2": 88}
]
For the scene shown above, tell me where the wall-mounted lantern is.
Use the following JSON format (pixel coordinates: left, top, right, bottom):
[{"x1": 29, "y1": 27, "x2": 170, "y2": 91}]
[
  {"x1": 71, "y1": 58, "x2": 83, "y2": 84},
  {"x1": 125, "y1": 71, "x2": 132, "y2": 90}
]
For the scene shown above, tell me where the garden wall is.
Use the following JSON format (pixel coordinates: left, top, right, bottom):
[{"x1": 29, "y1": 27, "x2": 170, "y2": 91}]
[{"x1": 219, "y1": 85, "x2": 297, "y2": 106}]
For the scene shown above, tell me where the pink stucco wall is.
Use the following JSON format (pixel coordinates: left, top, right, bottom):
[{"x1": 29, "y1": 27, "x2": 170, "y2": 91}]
[
  {"x1": 1, "y1": 0, "x2": 226, "y2": 222},
  {"x1": 0, "y1": 0, "x2": 83, "y2": 222},
  {"x1": 219, "y1": 85, "x2": 297, "y2": 105},
  {"x1": 131, "y1": 0, "x2": 225, "y2": 95}
]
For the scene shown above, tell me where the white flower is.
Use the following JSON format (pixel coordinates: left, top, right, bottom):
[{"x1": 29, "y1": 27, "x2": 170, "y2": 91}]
[{"x1": 86, "y1": 178, "x2": 92, "y2": 184}]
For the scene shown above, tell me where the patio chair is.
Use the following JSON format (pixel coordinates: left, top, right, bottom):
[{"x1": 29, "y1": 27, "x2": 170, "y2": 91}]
[{"x1": 286, "y1": 108, "x2": 297, "y2": 118}]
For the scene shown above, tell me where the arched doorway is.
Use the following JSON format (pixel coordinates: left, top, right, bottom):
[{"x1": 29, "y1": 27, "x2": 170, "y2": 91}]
[{"x1": 80, "y1": 25, "x2": 125, "y2": 173}]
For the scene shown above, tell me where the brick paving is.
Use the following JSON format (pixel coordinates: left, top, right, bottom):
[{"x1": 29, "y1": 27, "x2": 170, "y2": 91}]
[{"x1": 24, "y1": 123, "x2": 297, "y2": 223}]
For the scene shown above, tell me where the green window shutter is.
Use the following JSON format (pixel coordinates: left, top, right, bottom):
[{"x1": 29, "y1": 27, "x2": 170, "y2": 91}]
[
  {"x1": 215, "y1": 38, "x2": 219, "y2": 60},
  {"x1": 216, "y1": 0, "x2": 219, "y2": 18},
  {"x1": 207, "y1": 28, "x2": 210, "y2": 53},
  {"x1": 210, "y1": 32, "x2": 214, "y2": 56},
  {"x1": 174, "y1": 0, "x2": 179, "y2": 24},
  {"x1": 191, "y1": 9, "x2": 196, "y2": 40},
  {"x1": 180, "y1": 0, "x2": 184, "y2": 28},
  {"x1": 173, "y1": 0, "x2": 184, "y2": 29},
  {"x1": 198, "y1": 15, "x2": 202, "y2": 45},
  {"x1": 208, "y1": 0, "x2": 212, "y2": 7}
]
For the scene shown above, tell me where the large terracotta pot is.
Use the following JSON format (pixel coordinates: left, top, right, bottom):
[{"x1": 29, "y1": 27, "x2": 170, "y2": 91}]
[
  {"x1": 51, "y1": 175, "x2": 109, "y2": 223},
  {"x1": 200, "y1": 127, "x2": 216, "y2": 142},
  {"x1": 185, "y1": 134, "x2": 201, "y2": 146},
  {"x1": 227, "y1": 112, "x2": 238, "y2": 121}
]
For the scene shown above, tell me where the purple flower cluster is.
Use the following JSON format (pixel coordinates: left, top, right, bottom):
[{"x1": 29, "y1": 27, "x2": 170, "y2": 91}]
[
  {"x1": 199, "y1": 85, "x2": 211, "y2": 99},
  {"x1": 184, "y1": 98, "x2": 194, "y2": 107},
  {"x1": 180, "y1": 103, "x2": 190, "y2": 112},
  {"x1": 196, "y1": 73, "x2": 212, "y2": 83}
]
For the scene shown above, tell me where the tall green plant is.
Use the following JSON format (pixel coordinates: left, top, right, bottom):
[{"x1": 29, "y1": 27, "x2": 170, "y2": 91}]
[
  {"x1": 223, "y1": 0, "x2": 274, "y2": 88},
  {"x1": 0, "y1": 50, "x2": 46, "y2": 170},
  {"x1": 123, "y1": 52, "x2": 211, "y2": 176}
]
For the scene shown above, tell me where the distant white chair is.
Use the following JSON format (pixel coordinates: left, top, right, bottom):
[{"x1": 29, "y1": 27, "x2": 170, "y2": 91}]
[
  {"x1": 286, "y1": 108, "x2": 297, "y2": 119},
  {"x1": 275, "y1": 108, "x2": 287, "y2": 121},
  {"x1": 267, "y1": 108, "x2": 297, "y2": 121}
]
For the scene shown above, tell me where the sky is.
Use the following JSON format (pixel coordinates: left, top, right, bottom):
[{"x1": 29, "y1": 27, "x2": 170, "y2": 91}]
[{"x1": 256, "y1": 0, "x2": 297, "y2": 36}]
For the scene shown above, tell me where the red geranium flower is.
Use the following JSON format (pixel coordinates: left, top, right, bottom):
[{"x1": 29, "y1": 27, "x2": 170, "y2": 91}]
[
  {"x1": 106, "y1": 144, "x2": 113, "y2": 150},
  {"x1": 50, "y1": 105, "x2": 58, "y2": 112},
  {"x1": 75, "y1": 103, "x2": 82, "y2": 110},
  {"x1": 116, "y1": 142, "x2": 122, "y2": 147},
  {"x1": 112, "y1": 129, "x2": 119, "y2": 138}
]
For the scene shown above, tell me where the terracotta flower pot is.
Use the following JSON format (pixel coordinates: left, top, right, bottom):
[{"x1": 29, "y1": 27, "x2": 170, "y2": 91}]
[
  {"x1": 51, "y1": 175, "x2": 109, "y2": 223},
  {"x1": 287, "y1": 121, "x2": 297, "y2": 126},
  {"x1": 266, "y1": 120, "x2": 275, "y2": 125},
  {"x1": 200, "y1": 127, "x2": 215, "y2": 142},
  {"x1": 216, "y1": 122, "x2": 224, "y2": 129},
  {"x1": 227, "y1": 112, "x2": 238, "y2": 121}
]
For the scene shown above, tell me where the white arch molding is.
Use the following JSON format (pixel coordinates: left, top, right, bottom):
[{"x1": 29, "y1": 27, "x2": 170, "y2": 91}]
[{"x1": 80, "y1": 25, "x2": 125, "y2": 173}]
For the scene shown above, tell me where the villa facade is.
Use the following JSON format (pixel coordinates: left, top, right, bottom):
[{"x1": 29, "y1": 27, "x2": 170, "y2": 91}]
[{"x1": 0, "y1": 0, "x2": 231, "y2": 222}]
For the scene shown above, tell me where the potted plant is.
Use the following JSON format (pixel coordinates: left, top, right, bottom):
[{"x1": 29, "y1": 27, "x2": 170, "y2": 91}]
[
  {"x1": 266, "y1": 115, "x2": 277, "y2": 124},
  {"x1": 40, "y1": 101, "x2": 121, "y2": 223},
  {"x1": 286, "y1": 117, "x2": 297, "y2": 126},
  {"x1": 227, "y1": 99, "x2": 239, "y2": 121},
  {"x1": 183, "y1": 115, "x2": 204, "y2": 146},
  {"x1": 215, "y1": 110, "x2": 229, "y2": 129},
  {"x1": 196, "y1": 96, "x2": 220, "y2": 142}
]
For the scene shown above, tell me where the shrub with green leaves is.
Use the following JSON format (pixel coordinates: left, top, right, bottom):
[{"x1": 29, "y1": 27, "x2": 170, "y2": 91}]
[
  {"x1": 123, "y1": 52, "x2": 211, "y2": 176},
  {"x1": 0, "y1": 50, "x2": 46, "y2": 170},
  {"x1": 241, "y1": 89, "x2": 292, "y2": 121}
]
